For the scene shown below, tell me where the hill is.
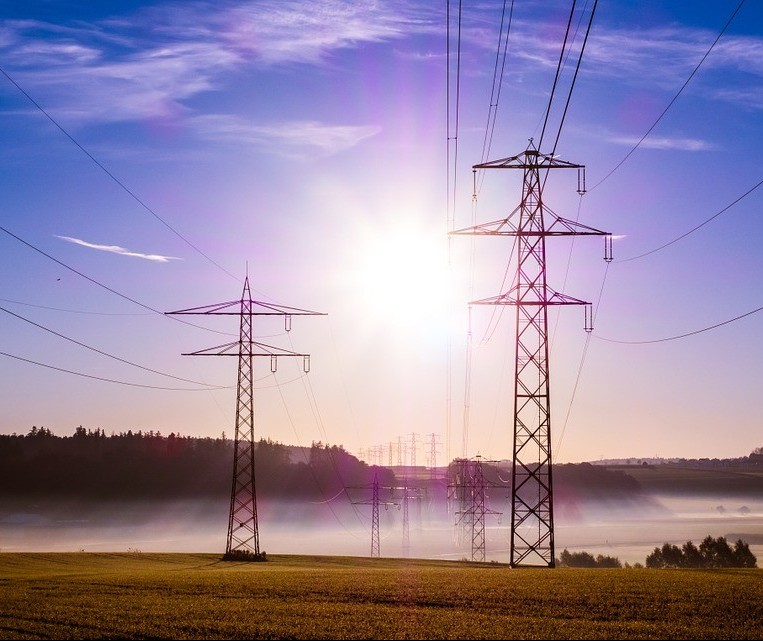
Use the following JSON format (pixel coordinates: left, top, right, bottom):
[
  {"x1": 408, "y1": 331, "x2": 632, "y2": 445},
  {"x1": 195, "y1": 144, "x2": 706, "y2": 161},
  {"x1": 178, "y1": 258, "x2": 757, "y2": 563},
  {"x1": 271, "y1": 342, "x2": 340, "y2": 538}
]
[{"x1": 602, "y1": 462, "x2": 763, "y2": 498}]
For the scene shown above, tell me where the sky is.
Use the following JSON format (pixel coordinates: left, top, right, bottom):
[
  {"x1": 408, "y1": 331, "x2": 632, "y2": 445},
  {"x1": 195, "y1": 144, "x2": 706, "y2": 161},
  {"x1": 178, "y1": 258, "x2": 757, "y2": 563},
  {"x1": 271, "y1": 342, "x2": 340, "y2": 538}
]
[{"x1": 0, "y1": 0, "x2": 762, "y2": 465}]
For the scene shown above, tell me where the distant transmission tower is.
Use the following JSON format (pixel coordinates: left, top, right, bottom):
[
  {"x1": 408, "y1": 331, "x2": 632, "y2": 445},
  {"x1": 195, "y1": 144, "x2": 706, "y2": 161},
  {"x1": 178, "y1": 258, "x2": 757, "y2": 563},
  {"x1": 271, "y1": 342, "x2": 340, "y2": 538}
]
[
  {"x1": 449, "y1": 457, "x2": 502, "y2": 562},
  {"x1": 427, "y1": 432, "x2": 441, "y2": 480},
  {"x1": 402, "y1": 479, "x2": 410, "y2": 554},
  {"x1": 352, "y1": 471, "x2": 398, "y2": 557},
  {"x1": 371, "y1": 473, "x2": 381, "y2": 558},
  {"x1": 447, "y1": 458, "x2": 471, "y2": 546},
  {"x1": 167, "y1": 276, "x2": 324, "y2": 558},
  {"x1": 452, "y1": 140, "x2": 612, "y2": 567}
]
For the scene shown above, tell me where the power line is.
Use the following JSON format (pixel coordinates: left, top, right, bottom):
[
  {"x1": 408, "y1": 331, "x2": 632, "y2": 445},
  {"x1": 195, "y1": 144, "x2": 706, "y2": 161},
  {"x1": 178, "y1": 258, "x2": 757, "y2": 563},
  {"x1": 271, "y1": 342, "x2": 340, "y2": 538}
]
[
  {"x1": 286, "y1": 332, "x2": 366, "y2": 527},
  {"x1": 0, "y1": 223, "x2": 235, "y2": 336},
  {"x1": 616, "y1": 175, "x2": 763, "y2": 263},
  {"x1": 0, "y1": 297, "x2": 151, "y2": 316},
  {"x1": 0, "y1": 350, "x2": 219, "y2": 391},
  {"x1": 0, "y1": 64, "x2": 239, "y2": 283},
  {"x1": 538, "y1": 0, "x2": 578, "y2": 152},
  {"x1": 0, "y1": 304, "x2": 229, "y2": 388},
  {"x1": 446, "y1": 0, "x2": 464, "y2": 470},
  {"x1": 590, "y1": 0, "x2": 747, "y2": 191},
  {"x1": 272, "y1": 366, "x2": 366, "y2": 538},
  {"x1": 555, "y1": 260, "x2": 610, "y2": 457},
  {"x1": 478, "y1": 0, "x2": 515, "y2": 170},
  {"x1": 547, "y1": 0, "x2": 598, "y2": 157},
  {"x1": 595, "y1": 303, "x2": 763, "y2": 345}
]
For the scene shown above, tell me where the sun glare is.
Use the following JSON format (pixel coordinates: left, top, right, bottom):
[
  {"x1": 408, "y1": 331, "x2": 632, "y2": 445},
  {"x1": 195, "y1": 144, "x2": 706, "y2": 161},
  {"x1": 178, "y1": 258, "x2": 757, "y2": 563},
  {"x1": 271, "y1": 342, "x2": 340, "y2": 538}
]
[{"x1": 347, "y1": 222, "x2": 460, "y2": 338}]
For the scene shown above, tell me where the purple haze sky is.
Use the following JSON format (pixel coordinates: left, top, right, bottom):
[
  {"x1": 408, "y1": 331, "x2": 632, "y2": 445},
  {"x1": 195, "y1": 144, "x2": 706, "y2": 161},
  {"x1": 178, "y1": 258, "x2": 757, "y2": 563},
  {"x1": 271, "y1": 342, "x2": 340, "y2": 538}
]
[{"x1": 1, "y1": 0, "x2": 762, "y2": 463}]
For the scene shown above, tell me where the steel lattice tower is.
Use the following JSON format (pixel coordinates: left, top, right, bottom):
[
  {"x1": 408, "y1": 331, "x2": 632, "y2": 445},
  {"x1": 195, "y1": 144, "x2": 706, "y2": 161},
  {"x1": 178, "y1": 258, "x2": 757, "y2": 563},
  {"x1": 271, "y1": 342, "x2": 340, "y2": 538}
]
[
  {"x1": 449, "y1": 457, "x2": 502, "y2": 562},
  {"x1": 167, "y1": 276, "x2": 323, "y2": 558},
  {"x1": 402, "y1": 479, "x2": 410, "y2": 553},
  {"x1": 452, "y1": 140, "x2": 611, "y2": 567},
  {"x1": 470, "y1": 457, "x2": 487, "y2": 562},
  {"x1": 371, "y1": 473, "x2": 381, "y2": 557},
  {"x1": 351, "y1": 472, "x2": 398, "y2": 558}
]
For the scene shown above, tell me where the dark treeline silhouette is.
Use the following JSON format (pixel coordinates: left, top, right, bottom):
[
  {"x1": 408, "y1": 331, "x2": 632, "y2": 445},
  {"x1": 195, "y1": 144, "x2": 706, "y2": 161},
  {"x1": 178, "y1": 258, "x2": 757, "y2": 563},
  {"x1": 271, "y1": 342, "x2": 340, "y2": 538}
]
[
  {"x1": 0, "y1": 428, "x2": 648, "y2": 506},
  {"x1": 554, "y1": 462, "x2": 642, "y2": 498},
  {"x1": 558, "y1": 549, "x2": 623, "y2": 568},
  {"x1": 646, "y1": 536, "x2": 757, "y2": 569},
  {"x1": 0, "y1": 427, "x2": 392, "y2": 501},
  {"x1": 448, "y1": 461, "x2": 642, "y2": 497}
]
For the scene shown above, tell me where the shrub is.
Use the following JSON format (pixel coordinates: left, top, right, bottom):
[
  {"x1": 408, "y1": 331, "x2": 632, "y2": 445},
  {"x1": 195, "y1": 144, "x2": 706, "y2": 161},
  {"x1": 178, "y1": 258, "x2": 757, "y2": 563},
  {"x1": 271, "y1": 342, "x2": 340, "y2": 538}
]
[
  {"x1": 222, "y1": 549, "x2": 268, "y2": 563},
  {"x1": 558, "y1": 549, "x2": 621, "y2": 568}
]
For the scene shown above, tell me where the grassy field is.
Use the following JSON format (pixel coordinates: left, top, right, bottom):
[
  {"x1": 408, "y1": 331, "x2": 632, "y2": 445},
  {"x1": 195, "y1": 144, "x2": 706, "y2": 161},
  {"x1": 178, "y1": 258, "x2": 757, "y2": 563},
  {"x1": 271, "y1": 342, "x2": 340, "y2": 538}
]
[{"x1": 0, "y1": 553, "x2": 761, "y2": 639}]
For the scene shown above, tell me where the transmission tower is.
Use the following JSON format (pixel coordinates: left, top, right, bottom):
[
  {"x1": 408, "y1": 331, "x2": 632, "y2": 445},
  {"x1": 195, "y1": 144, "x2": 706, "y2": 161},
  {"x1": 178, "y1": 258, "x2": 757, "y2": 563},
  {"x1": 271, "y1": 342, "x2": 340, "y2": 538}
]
[
  {"x1": 402, "y1": 479, "x2": 410, "y2": 554},
  {"x1": 449, "y1": 457, "x2": 503, "y2": 562},
  {"x1": 447, "y1": 458, "x2": 471, "y2": 546},
  {"x1": 371, "y1": 473, "x2": 381, "y2": 557},
  {"x1": 426, "y1": 432, "x2": 441, "y2": 481},
  {"x1": 167, "y1": 276, "x2": 324, "y2": 558},
  {"x1": 352, "y1": 471, "x2": 398, "y2": 557},
  {"x1": 452, "y1": 140, "x2": 612, "y2": 567}
]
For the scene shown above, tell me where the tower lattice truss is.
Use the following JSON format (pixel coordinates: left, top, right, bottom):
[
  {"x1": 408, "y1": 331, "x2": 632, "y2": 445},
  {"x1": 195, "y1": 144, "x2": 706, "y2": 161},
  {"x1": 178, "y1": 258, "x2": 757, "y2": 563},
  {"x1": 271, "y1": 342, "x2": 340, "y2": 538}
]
[
  {"x1": 452, "y1": 140, "x2": 612, "y2": 567},
  {"x1": 167, "y1": 277, "x2": 323, "y2": 557}
]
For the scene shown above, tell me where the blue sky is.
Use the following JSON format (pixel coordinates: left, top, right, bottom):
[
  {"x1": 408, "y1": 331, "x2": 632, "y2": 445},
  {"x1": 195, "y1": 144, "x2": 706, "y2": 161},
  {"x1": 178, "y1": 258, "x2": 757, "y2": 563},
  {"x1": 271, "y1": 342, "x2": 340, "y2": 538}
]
[{"x1": 0, "y1": 0, "x2": 762, "y2": 464}]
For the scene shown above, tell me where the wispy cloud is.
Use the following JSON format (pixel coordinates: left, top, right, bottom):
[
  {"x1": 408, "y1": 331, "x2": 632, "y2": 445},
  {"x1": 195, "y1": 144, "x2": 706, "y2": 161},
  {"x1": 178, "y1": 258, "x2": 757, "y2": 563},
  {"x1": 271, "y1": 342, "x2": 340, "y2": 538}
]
[
  {"x1": 204, "y1": 0, "x2": 431, "y2": 65},
  {"x1": 192, "y1": 114, "x2": 381, "y2": 155},
  {"x1": 584, "y1": 26, "x2": 763, "y2": 101},
  {"x1": 0, "y1": 1, "x2": 431, "y2": 125},
  {"x1": 57, "y1": 236, "x2": 181, "y2": 262},
  {"x1": 607, "y1": 135, "x2": 714, "y2": 152},
  {"x1": 462, "y1": 14, "x2": 763, "y2": 110}
]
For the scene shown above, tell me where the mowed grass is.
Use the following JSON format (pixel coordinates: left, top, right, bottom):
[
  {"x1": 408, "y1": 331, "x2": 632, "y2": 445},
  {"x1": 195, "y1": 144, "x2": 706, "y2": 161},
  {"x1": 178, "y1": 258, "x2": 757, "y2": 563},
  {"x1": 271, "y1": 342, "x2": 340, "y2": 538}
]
[{"x1": 0, "y1": 553, "x2": 761, "y2": 639}]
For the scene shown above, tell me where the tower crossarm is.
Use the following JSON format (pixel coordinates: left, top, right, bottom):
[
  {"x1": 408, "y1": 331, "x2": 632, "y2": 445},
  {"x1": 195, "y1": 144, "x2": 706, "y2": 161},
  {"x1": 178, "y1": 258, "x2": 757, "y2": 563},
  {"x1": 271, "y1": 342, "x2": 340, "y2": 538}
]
[
  {"x1": 470, "y1": 288, "x2": 590, "y2": 307},
  {"x1": 473, "y1": 148, "x2": 583, "y2": 171},
  {"x1": 182, "y1": 341, "x2": 309, "y2": 358},
  {"x1": 451, "y1": 214, "x2": 609, "y2": 238},
  {"x1": 166, "y1": 274, "x2": 322, "y2": 559},
  {"x1": 166, "y1": 300, "x2": 325, "y2": 316},
  {"x1": 451, "y1": 138, "x2": 618, "y2": 566}
]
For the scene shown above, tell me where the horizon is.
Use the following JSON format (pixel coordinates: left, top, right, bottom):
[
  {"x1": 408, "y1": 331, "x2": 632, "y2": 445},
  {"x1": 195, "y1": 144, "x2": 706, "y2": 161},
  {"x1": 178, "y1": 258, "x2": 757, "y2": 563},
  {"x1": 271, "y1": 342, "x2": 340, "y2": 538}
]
[{"x1": 4, "y1": 425, "x2": 760, "y2": 466}]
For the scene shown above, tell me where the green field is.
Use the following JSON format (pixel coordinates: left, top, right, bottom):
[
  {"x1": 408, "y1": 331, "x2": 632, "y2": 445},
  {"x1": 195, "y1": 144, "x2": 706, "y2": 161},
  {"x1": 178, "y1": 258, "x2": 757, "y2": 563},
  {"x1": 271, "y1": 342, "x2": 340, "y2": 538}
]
[{"x1": 0, "y1": 553, "x2": 761, "y2": 639}]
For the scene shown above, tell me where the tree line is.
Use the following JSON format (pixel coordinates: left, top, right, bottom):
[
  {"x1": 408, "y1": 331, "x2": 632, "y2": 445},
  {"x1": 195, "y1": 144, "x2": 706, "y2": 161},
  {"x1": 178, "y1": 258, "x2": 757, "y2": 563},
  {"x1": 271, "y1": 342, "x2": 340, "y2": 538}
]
[
  {"x1": 646, "y1": 536, "x2": 757, "y2": 569},
  {"x1": 557, "y1": 549, "x2": 623, "y2": 568},
  {"x1": 0, "y1": 426, "x2": 392, "y2": 501},
  {"x1": 558, "y1": 536, "x2": 757, "y2": 569}
]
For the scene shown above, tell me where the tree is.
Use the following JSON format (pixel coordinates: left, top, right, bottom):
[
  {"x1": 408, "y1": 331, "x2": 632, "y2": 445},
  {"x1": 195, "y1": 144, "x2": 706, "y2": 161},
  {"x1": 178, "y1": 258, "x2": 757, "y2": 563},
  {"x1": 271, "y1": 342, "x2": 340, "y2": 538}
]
[
  {"x1": 732, "y1": 539, "x2": 757, "y2": 568},
  {"x1": 559, "y1": 549, "x2": 597, "y2": 567},
  {"x1": 681, "y1": 540, "x2": 703, "y2": 568},
  {"x1": 646, "y1": 543, "x2": 684, "y2": 568},
  {"x1": 595, "y1": 554, "x2": 622, "y2": 568},
  {"x1": 699, "y1": 535, "x2": 735, "y2": 568}
]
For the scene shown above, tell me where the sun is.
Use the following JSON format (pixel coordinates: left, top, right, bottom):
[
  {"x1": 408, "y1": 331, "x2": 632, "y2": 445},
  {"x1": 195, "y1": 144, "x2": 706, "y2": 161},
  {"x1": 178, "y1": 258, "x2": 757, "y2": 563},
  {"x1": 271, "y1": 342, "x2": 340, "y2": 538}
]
[{"x1": 344, "y1": 220, "x2": 463, "y2": 339}]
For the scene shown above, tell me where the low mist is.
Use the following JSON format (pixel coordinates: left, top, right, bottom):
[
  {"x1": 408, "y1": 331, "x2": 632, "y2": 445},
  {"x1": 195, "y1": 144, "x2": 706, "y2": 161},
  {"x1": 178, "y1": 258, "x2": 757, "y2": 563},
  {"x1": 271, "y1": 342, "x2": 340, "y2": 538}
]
[{"x1": 2, "y1": 493, "x2": 761, "y2": 566}]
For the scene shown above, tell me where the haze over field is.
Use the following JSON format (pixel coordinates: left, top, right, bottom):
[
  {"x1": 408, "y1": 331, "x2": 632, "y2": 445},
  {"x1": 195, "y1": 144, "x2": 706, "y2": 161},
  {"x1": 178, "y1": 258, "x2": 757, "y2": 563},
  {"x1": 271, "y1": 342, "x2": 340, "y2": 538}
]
[
  {"x1": 3, "y1": 492, "x2": 762, "y2": 566},
  {"x1": 2, "y1": 430, "x2": 761, "y2": 564}
]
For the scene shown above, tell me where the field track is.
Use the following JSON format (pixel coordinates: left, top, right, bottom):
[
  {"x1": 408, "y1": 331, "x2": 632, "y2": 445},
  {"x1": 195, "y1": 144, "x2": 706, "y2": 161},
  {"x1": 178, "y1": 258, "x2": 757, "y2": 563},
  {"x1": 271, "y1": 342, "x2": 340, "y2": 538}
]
[{"x1": 0, "y1": 553, "x2": 761, "y2": 639}]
